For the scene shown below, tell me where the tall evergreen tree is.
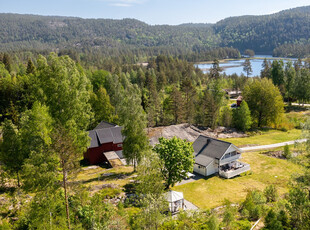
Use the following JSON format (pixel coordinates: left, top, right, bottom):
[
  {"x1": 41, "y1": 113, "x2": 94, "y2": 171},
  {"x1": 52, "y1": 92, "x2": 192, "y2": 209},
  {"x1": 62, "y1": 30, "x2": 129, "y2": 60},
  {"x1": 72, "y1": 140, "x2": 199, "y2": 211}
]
[
  {"x1": 202, "y1": 79, "x2": 226, "y2": 129},
  {"x1": 261, "y1": 58, "x2": 271, "y2": 78},
  {"x1": 90, "y1": 87, "x2": 117, "y2": 128},
  {"x1": 26, "y1": 58, "x2": 36, "y2": 75},
  {"x1": 181, "y1": 78, "x2": 196, "y2": 124},
  {"x1": 271, "y1": 60, "x2": 285, "y2": 87},
  {"x1": 2, "y1": 53, "x2": 12, "y2": 73},
  {"x1": 168, "y1": 85, "x2": 184, "y2": 124},
  {"x1": 209, "y1": 59, "x2": 223, "y2": 79},
  {"x1": 284, "y1": 62, "x2": 296, "y2": 104},
  {"x1": 243, "y1": 58, "x2": 253, "y2": 77}
]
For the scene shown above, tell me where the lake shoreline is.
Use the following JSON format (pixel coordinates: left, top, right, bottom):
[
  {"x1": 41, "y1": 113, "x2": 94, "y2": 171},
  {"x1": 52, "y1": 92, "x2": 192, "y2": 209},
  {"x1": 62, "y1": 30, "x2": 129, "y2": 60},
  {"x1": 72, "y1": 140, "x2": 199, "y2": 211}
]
[
  {"x1": 195, "y1": 56, "x2": 299, "y2": 65},
  {"x1": 195, "y1": 55, "x2": 299, "y2": 76}
]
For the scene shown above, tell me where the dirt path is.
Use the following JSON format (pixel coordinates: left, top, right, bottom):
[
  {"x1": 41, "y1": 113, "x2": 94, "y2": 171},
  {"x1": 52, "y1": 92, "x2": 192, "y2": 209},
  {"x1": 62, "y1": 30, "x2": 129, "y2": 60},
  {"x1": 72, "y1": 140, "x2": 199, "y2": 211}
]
[
  {"x1": 291, "y1": 103, "x2": 310, "y2": 107},
  {"x1": 240, "y1": 139, "x2": 307, "y2": 152}
]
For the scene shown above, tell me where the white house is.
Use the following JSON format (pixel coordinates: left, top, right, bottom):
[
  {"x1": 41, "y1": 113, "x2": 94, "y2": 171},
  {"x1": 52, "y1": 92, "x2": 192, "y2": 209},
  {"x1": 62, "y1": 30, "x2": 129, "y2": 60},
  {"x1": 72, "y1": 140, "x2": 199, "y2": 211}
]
[{"x1": 193, "y1": 135, "x2": 250, "y2": 179}]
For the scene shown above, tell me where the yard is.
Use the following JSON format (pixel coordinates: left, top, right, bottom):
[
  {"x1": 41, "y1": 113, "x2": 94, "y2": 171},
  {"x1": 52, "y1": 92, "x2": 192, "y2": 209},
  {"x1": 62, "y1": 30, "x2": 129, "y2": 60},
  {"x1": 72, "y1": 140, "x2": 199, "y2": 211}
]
[
  {"x1": 173, "y1": 150, "x2": 303, "y2": 210},
  {"x1": 221, "y1": 128, "x2": 302, "y2": 147},
  {"x1": 75, "y1": 165, "x2": 135, "y2": 192}
]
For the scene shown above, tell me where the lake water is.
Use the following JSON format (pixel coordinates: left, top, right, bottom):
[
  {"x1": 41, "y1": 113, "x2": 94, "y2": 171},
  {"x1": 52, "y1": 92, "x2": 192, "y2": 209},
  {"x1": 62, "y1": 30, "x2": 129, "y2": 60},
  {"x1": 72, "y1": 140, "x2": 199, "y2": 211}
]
[{"x1": 196, "y1": 55, "x2": 298, "y2": 77}]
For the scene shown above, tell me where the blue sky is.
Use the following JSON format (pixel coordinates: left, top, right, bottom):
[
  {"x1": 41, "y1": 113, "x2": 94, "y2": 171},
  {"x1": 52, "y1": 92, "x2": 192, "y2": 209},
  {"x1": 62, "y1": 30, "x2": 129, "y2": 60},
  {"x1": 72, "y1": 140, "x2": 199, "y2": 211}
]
[{"x1": 0, "y1": 0, "x2": 309, "y2": 25}]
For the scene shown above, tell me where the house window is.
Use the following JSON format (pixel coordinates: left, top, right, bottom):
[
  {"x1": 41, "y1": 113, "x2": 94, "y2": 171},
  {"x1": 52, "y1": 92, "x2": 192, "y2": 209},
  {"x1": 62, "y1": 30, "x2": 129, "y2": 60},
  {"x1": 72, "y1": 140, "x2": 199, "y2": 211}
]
[
  {"x1": 231, "y1": 151, "x2": 237, "y2": 156},
  {"x1": 117, "y1": 144, "x2": 123, "y2": 147}
]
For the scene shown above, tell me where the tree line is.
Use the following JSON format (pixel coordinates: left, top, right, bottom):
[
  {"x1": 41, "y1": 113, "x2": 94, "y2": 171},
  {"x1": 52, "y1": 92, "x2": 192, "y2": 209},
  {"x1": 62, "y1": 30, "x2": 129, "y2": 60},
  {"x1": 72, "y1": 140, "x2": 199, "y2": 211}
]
[{"x1": 1, "y1": 6, "x2": 310, "y2": 57}]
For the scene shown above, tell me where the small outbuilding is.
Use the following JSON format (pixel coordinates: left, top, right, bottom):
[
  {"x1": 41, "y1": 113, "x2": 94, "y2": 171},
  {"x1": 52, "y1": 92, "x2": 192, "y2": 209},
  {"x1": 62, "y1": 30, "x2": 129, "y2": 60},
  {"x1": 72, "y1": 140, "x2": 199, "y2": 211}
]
[
  {"x1": 84, "y1": 121, "x2": 124, "y2": 165},
  {"x1": 165, "y1": 190, "x2": 185, "y2": 213}
]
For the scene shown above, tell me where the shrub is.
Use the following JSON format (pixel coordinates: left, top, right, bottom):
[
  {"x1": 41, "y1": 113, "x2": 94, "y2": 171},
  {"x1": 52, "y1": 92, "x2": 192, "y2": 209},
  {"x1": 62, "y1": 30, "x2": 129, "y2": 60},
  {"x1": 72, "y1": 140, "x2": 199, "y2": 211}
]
[
  {"x1": 99, "y1": 188, "x2": 122, "y2": 199},
  {"x1": 222, "y1": 199, "x2": 237, "y2": 229},
  {"x1": 264, "y1": 185, "x2": 279, "y2": 203},
  {"x1": 283, "y1": 145, "x2": 291, "y2": 159},
  {"x1": 241, "y1": 190, "x2": 267, "y2": 220},
  {"x1": 232, "y1": 220, "x2": 252, "y2": 230}
]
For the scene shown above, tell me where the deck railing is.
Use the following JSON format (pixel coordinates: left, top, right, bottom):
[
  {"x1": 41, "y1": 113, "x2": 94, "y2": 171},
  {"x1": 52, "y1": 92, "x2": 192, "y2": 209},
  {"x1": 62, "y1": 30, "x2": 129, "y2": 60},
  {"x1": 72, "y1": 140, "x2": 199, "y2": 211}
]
[
  {"x1": 219, "y1": 154, "x2": 241, "y2": 166},
  {"x1": 219, "y1": 162, "x2": 250, "y2": 179}
]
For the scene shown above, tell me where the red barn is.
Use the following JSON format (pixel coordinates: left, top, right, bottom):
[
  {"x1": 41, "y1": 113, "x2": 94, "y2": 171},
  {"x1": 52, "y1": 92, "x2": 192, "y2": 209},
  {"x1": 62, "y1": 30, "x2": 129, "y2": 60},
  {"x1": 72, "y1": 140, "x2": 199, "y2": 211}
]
[{"x1": 84, "y1": 121, "x2": 124, "y2": 165}]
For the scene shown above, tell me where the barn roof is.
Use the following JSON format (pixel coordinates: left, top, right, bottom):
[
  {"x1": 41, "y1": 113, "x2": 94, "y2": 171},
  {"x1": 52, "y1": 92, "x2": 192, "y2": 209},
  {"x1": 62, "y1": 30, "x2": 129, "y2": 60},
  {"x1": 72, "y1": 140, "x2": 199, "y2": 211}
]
[
  {"x1": 89, "y1": 130, "x2": 100, "y2": 148},
  {"x1": 193, "y1": 135, "x2": 233, "y2": 161},
  {"x1": 94, "y1": 121, "x2": 117, "y2": 130},
  {"x1": 110, "y1": 126, "x2": 123, "y2": 143},
  {"x1": 88, "y1": 121, "x2": 123, "y2": 149},
  {"x1": 96, "y1": 128, "x2": 114, "y2": 144},
  {"x1": 94, "y1": 121, "x2": 118, "y2": 130}
]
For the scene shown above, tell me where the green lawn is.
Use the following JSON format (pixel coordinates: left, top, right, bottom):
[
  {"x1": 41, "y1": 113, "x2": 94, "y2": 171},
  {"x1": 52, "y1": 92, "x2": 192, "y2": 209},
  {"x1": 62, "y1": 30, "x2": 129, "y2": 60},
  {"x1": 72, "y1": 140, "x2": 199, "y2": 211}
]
[
  {"x1": 75, "y1": 165, "x2": 135, "y2": 190},
  {"x1": 173, "y1": 151, "x2": 303, "y2": 210},
  {"x1": 221, "y1": 129, "x2": 302, "y2": 147}
]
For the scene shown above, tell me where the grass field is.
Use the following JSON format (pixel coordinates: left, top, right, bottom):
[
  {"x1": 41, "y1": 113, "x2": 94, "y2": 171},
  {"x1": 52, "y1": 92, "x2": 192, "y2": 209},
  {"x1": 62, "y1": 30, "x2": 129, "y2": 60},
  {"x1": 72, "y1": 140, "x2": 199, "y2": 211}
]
[
  {"x1": 75, "y1": 165, "x2": 135, "y2": 190},
  {"x1": 173, "y1": 151, "x2": 303, "y2": 210},
  {"x1": 221, "y1": 129, "x2": 302, "y2": 147}
]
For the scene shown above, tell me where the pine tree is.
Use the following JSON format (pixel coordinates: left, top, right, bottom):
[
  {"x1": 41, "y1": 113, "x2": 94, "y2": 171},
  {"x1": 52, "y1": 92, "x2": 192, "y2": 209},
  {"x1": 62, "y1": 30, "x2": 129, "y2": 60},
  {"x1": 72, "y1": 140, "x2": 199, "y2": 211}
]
[
  {"x1": 209, "y1": 59, "x2": 223, "y2": 79},
  {"x1": 90, "y1": 87, "x2": 117, "y2": 128},
  {"x1": 26, "y1": 58, "x2": 36, "y2": 75},
  {"x1": 261, "y1": 58, "x2": 271, "y2": 78},
  {"x1": 202, "y1": 79, "x2": 225, "y2": 129},
  {"x1": 169, "y1": 85, "x2": 184, "y2": 124},
  {"x1": 2, "y1": 53, "x2": 12, "y2": 73},
  {"x1": 181, "y1": 78, "x2": 196, "y2": 124},
  {"x1": 243, "y1": 58, "x2": 253, "y2": 77}
]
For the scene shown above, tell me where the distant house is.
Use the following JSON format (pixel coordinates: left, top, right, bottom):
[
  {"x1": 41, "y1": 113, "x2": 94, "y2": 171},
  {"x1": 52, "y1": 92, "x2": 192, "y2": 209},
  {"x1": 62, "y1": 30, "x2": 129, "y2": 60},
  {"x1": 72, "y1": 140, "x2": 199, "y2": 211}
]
[
  {"x1": 225, "y1": 89, "x2": 242, "y2": 98},
  {"x1": 193, "y1": 135, "x2": 250, "y2": 179},
  {"x1": 84, "y1": 121, "x2": 124, "y2": 165}
]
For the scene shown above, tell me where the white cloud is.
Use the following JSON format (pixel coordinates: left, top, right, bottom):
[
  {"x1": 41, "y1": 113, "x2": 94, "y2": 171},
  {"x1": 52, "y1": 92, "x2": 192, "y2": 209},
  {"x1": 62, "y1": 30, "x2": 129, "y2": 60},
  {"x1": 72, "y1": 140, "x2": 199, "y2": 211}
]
[
  {"x1": 98, "y1": 0, "x2": 147, "y2": 7},
  {"x1": 110, "y1": 3, "x2": 131, "y2": 7}
]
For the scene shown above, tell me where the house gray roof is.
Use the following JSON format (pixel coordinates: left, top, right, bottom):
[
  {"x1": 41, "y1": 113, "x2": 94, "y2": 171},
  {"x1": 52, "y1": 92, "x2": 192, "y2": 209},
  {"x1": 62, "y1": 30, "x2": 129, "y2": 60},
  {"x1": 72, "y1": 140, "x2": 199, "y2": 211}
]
[
  {"x1": 89, "y1": 130, "x2": 100, "y2": 148},
  {"x1": 195, "y1": 154, "x2": 214, "y2": 167},
  {"x1": 193, "y1": 135, "x2": 232, "y2": 162},
  {"x1": 94, "y1": 121, "x2": 117, "y2": 130},
  {"x1": 96, "y1": 128, "x2": 114, "y2": 144},
  {"x1": 110, "y1": 127, "x2": 123, "y2": 143},
  {"x1": 88, "y1": 122, "x2": 123, "y2": 149}
]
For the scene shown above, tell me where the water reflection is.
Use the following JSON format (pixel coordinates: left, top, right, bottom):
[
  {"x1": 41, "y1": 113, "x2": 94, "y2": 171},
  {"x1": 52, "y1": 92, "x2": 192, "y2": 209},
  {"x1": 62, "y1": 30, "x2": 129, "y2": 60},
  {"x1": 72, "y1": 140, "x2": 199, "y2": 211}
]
[{"x1": 196, "y1": 55, "x2": 298, "y2": 77}]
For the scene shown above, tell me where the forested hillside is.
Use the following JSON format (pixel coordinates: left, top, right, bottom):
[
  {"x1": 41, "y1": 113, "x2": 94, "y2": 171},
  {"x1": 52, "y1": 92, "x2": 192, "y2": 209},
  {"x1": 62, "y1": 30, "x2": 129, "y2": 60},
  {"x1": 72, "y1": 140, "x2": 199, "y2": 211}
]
[
  {"x1": 215, "y1": 6, "x2": 310, "y2": 53},
  {"x1": 1, "y1": 6, "x2": 310, "y2": 58},
  {"x1": 0, "y1": 14, "x2": 217, "y2": 52}
]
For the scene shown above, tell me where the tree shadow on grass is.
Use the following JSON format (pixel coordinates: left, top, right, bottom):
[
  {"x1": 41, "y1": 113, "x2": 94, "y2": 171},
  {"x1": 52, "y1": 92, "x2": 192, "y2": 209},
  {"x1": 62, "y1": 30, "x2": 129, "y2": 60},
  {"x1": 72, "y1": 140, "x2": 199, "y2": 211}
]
[{"x1": 80, "y1": 170, "x2": 135, "y2": 184}]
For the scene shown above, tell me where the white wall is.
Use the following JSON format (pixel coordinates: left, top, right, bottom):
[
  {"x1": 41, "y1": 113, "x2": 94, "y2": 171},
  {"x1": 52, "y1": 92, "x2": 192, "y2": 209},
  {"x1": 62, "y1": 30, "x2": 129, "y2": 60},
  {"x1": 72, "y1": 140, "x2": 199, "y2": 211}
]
[
  {"x1": 206, "y1": 161, "x2": 218, "y2": 176},
  {"x1": 194, "y1": 164, "x2": 206, "y2": 176}
]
